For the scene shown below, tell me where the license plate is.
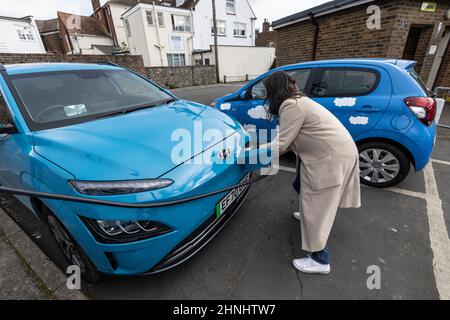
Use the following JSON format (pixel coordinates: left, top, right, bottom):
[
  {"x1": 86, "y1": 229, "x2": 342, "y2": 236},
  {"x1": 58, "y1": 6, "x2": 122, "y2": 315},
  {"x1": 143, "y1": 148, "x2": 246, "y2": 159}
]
[{"x1": 216, "y1": 174, "x2": 250, "y2": 219}]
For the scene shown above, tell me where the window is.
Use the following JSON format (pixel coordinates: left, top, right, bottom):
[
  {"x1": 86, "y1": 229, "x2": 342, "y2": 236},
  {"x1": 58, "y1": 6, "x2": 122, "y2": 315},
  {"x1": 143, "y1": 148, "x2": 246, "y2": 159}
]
[
  {"x1": 287, "y1": 69, "x2": 312, "y2": 93},
  {"x1": 157, "y1": 12, "x2": 165, "y2": 26},
  {"x1": 167, "y1": 53, "x2": 186, "y2": 66},
  {"x1": 204, "y1": 58, "x2": 210, "y2": 65},
  {"x1": 16, "y1": 26, "x2": 35, "y2": 41},
  {"x1": 211, "y1": 20, "x2": 226, "y2": 36},
  {"x1": 124, "y1": 19, "x2": 131, "y2": 37},
  {"x1": 0, "y1": 89, "x2": 11, "y2": 125},
  {"x1": 172, "y1": 15, "x2": 191, "y2": 32},
  {"x1": 195, "y1": 59, "x2": 203, "y2": 66},
  {"x1": 9, "y1": 70, "x2": 173, "y2": 131},
  {"x1": 250, "y1": 69, "x2": 312, "y2": 100},
  {"x1": 226, "y1": 0, "x2": 236, "y2": 14},
  {"x1": 233, "y1": 22, "x2": 246, "y2": 37},
  {"x1": 146, "y1": 11, "x2": 154, "y2": 25},
  {"x1": 170, "y1": 36, "x2": 183, "y2": 50},
  {"x1": 311, "y1": 68, "x2": 379, "y2": 97}
]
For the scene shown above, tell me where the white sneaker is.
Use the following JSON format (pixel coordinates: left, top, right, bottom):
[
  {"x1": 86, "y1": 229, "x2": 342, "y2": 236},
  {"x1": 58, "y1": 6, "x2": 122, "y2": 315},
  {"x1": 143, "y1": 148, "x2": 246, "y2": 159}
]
[
  {"x1": 293, "y1": 211, "x2": 301, "y2": 221},
  {"x1": 292, "y1": 257, "x2": 331, "y2": 275}
]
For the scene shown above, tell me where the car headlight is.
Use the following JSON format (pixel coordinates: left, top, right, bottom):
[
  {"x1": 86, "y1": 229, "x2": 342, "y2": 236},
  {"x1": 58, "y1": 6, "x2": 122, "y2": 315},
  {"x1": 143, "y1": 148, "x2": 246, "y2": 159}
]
[
  {"x1": 80, "y1": 217, "x2": 173, "y2": 243},
  {"x1": 69, "y1": 179, "x2": 174, "y2": 196}
]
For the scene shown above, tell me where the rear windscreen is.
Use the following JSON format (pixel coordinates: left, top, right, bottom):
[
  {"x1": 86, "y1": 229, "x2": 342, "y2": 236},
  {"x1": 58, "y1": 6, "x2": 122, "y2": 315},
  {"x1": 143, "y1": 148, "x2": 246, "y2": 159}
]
[{"x1": 408, "y1": 69, "x2": 429, "y2": 96}]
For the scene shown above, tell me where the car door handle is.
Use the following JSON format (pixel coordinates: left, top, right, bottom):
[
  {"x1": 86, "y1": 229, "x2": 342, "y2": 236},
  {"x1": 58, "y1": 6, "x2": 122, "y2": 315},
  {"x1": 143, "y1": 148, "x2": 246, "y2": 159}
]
[{"x1": 356, "y1": 106, "x2": 381, "y2": 113}]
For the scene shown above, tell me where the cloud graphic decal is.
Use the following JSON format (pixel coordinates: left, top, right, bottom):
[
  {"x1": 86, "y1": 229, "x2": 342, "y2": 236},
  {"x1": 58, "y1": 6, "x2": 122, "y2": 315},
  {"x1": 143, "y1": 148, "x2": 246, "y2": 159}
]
[
  {"x1": 334, "y1": 97, "x2": 357, "y2": 107},
  {"x1": 248, "y1": 105, "x2": 268, "y2": 120}
]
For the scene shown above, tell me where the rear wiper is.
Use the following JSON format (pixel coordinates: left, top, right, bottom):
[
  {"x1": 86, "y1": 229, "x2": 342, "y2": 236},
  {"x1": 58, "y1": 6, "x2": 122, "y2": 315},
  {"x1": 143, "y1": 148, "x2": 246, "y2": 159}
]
[{"x1": 95, "y1": 98, "x2": 177, "y2": 119}]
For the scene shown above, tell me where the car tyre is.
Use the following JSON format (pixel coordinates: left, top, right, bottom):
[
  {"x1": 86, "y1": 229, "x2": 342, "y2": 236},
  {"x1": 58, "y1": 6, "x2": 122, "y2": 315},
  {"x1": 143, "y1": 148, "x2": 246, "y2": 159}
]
[
  {"x1": 44, "y1": 206, "x2": 102, "y2": 284},
  {"x1": 358, "y1": 141, "x2": 410, "y2": 188}
]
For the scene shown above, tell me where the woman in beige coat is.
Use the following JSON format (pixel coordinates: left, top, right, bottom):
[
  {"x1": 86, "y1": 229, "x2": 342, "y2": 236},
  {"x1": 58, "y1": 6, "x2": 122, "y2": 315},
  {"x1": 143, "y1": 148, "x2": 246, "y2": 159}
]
[{"x1": 261, "y1": 71, "x2": 361, "y2": 275}]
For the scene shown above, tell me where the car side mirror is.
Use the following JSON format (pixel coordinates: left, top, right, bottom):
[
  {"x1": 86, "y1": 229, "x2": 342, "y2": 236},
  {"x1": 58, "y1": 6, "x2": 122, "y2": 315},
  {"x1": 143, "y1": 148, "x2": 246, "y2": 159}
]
[
  {"x1": 0, "y1": 123, "x2": 17, "y2": 134},
  {"x1": 240, "y1": 90, "x2": 247, "y2": 100}
]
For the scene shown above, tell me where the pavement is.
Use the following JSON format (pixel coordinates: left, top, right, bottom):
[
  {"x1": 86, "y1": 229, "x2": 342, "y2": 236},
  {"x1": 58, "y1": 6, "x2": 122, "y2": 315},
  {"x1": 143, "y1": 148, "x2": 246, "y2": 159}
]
[
  {"x1": 0, "y1": 82, "x2": 449, "y2": 300},
  {"x1": 0, "y1": 207, "x2": 86, "y2": 300}
]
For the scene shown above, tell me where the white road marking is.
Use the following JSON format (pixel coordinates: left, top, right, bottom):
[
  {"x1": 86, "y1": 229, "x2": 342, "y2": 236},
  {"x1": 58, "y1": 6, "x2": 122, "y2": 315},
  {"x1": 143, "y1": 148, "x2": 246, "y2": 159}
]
[
  {"x1": 432, "y1": 159, "x2": 450, "y2": 167},
  {"x1": 383, "y1": 187, "x2": 427, "y2": 200},
  {"x1": 278, "y1": 166, "x2": 297, "y2": 173},
  {"x1": 278, "y1": 162, "x2": 450, "y2": 299},
  {"x1": 423, "y1": 163, "x2": 450, "y2": 300}
]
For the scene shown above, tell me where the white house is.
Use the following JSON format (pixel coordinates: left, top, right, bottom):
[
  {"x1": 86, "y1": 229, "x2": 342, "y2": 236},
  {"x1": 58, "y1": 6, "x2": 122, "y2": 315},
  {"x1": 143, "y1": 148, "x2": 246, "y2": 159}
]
[
  {"x1": 186, "y1": 0, "x2": 257, "y2": 51},
  {"x1": 121, "y1": 3, "x2": 194, "y2": 67},
  {"x1": 0, "y1": 15, "x2": 46, "y2": 53}
]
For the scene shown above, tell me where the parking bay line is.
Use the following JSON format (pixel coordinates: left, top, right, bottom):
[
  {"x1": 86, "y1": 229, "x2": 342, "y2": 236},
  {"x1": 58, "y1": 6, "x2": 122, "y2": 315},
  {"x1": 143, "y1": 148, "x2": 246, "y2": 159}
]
[
  {"x1": 432, "y1": 159, "x2": 450, "y2": 167},
  {"x1": 423, "y1": 163, "x2": 450, "y2": 300},
  {"x1": 279, "y1": 163, "x2": 450, "y2": 298}
]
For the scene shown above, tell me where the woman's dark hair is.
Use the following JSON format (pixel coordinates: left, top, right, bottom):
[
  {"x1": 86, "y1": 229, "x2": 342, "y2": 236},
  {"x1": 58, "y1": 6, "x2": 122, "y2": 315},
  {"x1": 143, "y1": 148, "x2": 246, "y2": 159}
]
[{"x1": 263, "y1": 71, "x2": 303, "y2": 118}]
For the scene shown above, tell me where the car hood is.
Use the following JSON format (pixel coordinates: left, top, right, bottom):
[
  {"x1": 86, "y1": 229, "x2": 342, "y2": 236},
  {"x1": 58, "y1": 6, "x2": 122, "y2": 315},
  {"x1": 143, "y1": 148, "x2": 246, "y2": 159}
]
[{"x1": 33, "y1": 100, "x2": 242, "y2": 181}]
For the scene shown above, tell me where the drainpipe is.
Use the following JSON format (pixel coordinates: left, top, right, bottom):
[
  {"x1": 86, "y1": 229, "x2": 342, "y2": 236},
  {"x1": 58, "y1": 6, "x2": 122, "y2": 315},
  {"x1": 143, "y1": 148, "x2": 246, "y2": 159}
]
[
  {"x1": 309, "y1": 13, "x2": 319, "y2": 61},
  {"x1": 153, "y1": 2, "x2": 164, "y2": 66}
]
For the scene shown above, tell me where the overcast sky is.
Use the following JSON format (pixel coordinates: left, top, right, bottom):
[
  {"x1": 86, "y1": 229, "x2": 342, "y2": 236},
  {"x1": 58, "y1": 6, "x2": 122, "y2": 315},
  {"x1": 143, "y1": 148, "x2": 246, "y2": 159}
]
[{"x1": 0, "y1": 0, "x2": 330, "y2": 28}]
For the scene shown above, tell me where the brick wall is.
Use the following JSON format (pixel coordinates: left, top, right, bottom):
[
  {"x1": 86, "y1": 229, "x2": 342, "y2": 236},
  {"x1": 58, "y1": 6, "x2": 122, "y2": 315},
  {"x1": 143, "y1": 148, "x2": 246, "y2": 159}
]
[
  {"x1": 146, "y1": 65, "x2": 217, "y2": 89},
  {"x1": 275, "y1": 0, "x2": 450, "y2": 86},
  {"x1": 41, "y1": 33, "x2": 65, "y2": 54},
  {"x1": 0, "y1": 53, "x2": 146, "y2": 74},
  {"x1": 0, "y1": 53, "x2": 217, "y2": 88}
]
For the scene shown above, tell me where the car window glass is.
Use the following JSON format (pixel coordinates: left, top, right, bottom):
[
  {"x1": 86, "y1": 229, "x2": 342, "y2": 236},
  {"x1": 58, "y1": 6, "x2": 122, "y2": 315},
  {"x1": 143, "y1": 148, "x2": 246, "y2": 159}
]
[
  {"x1": 311, "y1": 69, "x2": 378, "y2": 97},
  {"x1": 0, "y1": 89, "x2": 10, "y2": 125},
  {"x1": 10, "y1": 69, "x2": 172, "y2": 130},
  {"x1": 250, "y1": 69, "x2": 311, "y2": 100},
  {"x1": 286, "y1": 69, "x2": 311, "y2": 92}
]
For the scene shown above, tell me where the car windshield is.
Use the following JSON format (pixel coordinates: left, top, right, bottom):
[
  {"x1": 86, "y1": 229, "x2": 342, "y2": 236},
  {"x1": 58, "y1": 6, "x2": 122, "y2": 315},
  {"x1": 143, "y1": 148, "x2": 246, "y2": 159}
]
[{"x1": 10, "y1": 69, "x2": 174, "y2": 131}]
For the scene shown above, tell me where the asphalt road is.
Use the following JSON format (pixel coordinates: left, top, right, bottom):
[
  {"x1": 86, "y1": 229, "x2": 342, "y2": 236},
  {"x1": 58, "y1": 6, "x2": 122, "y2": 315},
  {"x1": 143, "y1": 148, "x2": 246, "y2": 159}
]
[{"x1": 1, "y1": 83, "x2": 449, "y2": 300}]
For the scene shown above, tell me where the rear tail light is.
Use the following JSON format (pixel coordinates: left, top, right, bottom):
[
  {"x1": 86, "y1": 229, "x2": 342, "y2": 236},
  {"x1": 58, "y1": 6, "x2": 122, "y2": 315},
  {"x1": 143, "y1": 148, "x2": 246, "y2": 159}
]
[{"x1": 404, "y1": 97, "x2": 437, "y2": 126}]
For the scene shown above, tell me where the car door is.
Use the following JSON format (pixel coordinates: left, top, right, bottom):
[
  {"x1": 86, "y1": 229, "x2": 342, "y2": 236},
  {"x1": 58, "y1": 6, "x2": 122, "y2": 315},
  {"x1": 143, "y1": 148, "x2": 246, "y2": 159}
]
[
  {"x1": 226, "y1": 67, "x2": 313, "y2": 144},
  {"x1": 309, "y1": 66, "x2": 391, "y2": 139}
]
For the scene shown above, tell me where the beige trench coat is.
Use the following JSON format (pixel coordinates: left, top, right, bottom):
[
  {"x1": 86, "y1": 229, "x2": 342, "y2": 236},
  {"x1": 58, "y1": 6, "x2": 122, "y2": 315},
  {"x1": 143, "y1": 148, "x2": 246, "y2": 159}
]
[{"x1": 265, "y1": 97, "x2": 361, "y2": 252}]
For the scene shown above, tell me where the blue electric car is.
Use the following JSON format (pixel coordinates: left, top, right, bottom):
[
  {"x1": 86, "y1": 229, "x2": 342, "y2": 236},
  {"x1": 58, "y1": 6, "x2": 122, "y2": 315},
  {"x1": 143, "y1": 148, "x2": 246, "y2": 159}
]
[
  {"x1": 212, "y1": 59, "x2": 437, "y2": 188},
  {"x1": 0, "y1": 63, "x2": 255, "y2": 281}
]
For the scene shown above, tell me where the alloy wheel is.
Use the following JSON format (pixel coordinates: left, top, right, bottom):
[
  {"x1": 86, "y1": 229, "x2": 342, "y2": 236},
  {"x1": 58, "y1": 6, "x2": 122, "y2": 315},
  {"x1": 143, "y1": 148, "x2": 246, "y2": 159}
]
[
  {"x1": 47, "y1": 215, "x2": 86, "y2": 273},
  {"x1": 359, "y1": 148, "x2": 401, "y2": 184}
]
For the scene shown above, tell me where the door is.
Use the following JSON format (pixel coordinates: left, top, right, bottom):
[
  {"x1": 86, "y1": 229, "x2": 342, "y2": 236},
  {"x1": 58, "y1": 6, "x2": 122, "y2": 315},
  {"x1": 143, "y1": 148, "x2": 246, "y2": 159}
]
[
  {"x1": 309, "y1": 66, "x2": 391, "y2": 138},
  {"x1": 226, "y1": 68, "x2": 313, "y2": 144}
]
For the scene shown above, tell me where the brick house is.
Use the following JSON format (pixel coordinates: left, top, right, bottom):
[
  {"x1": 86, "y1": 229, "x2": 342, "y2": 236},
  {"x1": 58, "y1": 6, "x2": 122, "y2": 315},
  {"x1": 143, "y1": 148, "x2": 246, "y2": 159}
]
[
  {"x1": 272, "y1": 0, "x2": 450, "y2": 89},
  {"x1": 256, "y1": 19, "x2": 277, "y2": 47},
  {"x1": 35, "y1": 18, "x2": 64, "y2": 54}
]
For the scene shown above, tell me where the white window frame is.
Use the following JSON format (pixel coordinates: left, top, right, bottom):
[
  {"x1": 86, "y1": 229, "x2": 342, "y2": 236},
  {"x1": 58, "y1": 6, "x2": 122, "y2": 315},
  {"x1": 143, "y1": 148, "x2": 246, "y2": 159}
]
[
  {"x1": 157, "y1": 12, "x2": 165, "y2": 27},
  {"x1": 211, "y1": 20, "x2": 226, "y2": 36},
  {"x1": 146, "y1": 10, "x2": 154, "y2": 26},
  {"x1": 124, "y1": 19, "x2": 131, "y2": 37},
  {"x1": 167, "y1": 53, "x2": 186, "y2": 67},
  {"x1": 233, "y1": 22, "x2": 246, "y2": 38},
  {"x1": 169, "y1": 36, "x2": 183, "y2": 50},
  {"x1": 226, "y1": 0, "x2": 236, "y2": 15},
  {"x1": 172, "y1": 15, "x2": 191, "y2": 32},
  {"x1": 16, "y1": 26, "x2": 35, "y2": 41}
]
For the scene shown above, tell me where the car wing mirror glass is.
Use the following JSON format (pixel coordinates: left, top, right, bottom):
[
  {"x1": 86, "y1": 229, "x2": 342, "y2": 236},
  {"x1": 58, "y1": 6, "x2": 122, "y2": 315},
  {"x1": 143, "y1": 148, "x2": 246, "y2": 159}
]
[{"x1": 240, "y1": 90, "x2": 247, "y2": 100}]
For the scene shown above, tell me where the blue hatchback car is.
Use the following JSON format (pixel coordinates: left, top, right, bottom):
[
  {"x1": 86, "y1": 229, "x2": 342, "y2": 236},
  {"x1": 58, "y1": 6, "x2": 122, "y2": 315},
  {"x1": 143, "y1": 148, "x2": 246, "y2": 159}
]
[
  {"x1": 212, "y1": 59, "x2": 437, "y2": 188},
  {"x1": 0, "y1": 63, "x2": 255, "y2": 281}
]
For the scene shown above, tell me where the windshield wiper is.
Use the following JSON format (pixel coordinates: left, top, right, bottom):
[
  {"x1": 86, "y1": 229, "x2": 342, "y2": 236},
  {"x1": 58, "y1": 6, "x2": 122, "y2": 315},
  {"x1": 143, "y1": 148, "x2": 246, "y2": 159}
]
[{"x1": 95, "y1": 98, "x2": 176, "y2": 119}]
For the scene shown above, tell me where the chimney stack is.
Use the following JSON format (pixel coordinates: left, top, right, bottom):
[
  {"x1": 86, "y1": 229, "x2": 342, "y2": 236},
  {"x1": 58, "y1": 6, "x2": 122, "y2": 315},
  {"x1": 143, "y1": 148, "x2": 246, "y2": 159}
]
[
  {"x1": 91, "y1": 0, "x2": 101, "y2": 12},
  {"x1": 262, "y1": 19, "x2": 270, "y2": 33}
]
